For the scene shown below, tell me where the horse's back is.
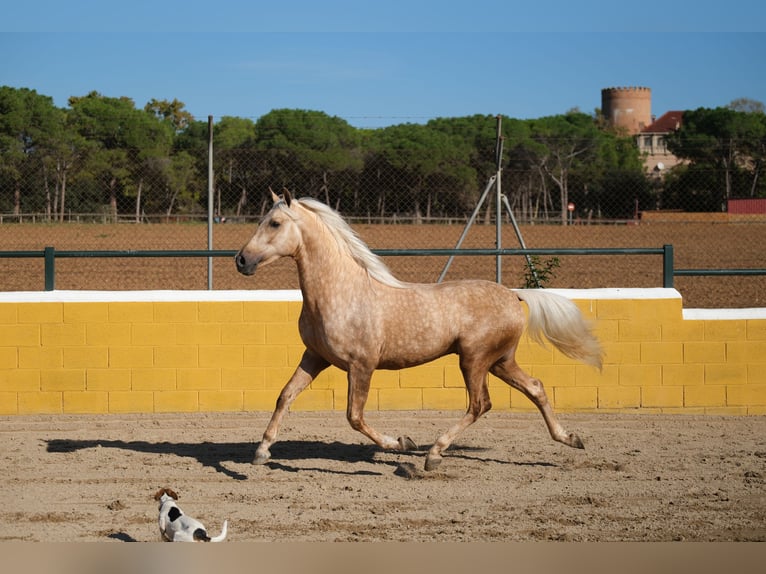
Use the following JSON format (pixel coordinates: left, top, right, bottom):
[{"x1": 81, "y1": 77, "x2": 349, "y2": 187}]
[
  {"x1": 428, "y1": 279, "x2": 525, "y2": 339},
  {"x1": 419, "y1": 279, "x2": 521, "y2": 317}
]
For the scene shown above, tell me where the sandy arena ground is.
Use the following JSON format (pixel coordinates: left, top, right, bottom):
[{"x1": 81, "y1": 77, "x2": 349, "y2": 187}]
[
  {"x1": 1, "y1": 410, "x2": 764, "y2": 543},
  {"x1": 2, "y1": 219, "x2": 765, "y2": 547}
]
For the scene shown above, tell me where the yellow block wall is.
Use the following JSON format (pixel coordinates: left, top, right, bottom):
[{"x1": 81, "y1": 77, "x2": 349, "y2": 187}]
[{"x1": 1, "y1": 292, "x2": 765, "y2": 416}]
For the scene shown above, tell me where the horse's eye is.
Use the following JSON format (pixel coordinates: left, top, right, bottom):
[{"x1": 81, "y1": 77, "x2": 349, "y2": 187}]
[{"x1": 269, "y1": 220, "x2": 281, "y2": 229}]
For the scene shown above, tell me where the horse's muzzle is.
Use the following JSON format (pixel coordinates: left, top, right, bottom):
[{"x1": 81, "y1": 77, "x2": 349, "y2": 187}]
[{"x1": 235, "y1": 251, "x2": 257, "y2": 276}]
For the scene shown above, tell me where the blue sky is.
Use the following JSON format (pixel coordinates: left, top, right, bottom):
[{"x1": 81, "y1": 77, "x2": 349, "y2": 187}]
[{"x1": 2, "y1": 1, "x2": 765, "y2": 128}]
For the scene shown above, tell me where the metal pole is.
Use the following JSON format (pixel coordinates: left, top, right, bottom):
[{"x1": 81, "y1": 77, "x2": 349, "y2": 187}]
[
  {"x1": 495, "y1": 115, "x2": 503, "y2": 283},
  {"x1": 437, "y1": 175, "x2": 496, "y2": 283},
  {"x1": 439, "y1": 115, "x2": 538, "y2": 287},
  {"x1": 496, "y1": 115, "x2": 539, "y2": 288},
  {"x1": 207, "y1": 115, "x2": 214, "y2": 290},
  {"x1": 44, "y1": 246, "x2": 55, "y2": 291},
  {"x1": 501, "y1": 195, "x2": 540, "y2": 287},
  {"x1": 663, "y1": 244, "x2": 674, "y2": 288}
]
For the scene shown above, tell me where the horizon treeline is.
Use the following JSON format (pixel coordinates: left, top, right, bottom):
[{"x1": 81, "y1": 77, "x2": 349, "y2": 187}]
[{"x1": 1, "y1": 86, "x2": 764, "y2": 223}]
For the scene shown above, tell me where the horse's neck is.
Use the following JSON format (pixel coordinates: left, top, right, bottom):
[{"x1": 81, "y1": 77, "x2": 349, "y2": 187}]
[{"x1": 294, "y1": 223, "x2": 368, "y2": 308}]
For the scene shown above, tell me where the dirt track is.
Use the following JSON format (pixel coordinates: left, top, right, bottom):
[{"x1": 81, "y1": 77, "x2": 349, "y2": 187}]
[
  {"x1": 2, "y1": 218, "x2": 765, "y2": 545},
  {"x1": 1, "y1": 410, "x2": 764, "y2": 542}
]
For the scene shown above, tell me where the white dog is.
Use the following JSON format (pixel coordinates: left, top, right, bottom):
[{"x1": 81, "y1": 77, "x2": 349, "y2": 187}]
[{"x1": 154, "y1": 488, "x2": 228, "y2": 542}]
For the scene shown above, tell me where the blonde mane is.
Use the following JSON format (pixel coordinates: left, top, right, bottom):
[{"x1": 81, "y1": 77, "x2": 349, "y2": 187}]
[{"x1": 291, "y1": 197, "x2": 405, "y2": 288}]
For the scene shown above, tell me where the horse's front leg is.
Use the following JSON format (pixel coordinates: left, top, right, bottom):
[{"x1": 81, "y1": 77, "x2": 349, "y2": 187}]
[
  {"x1": 254, "y1": 350, "x2": 330, "y2": 464},
  {"x1": 346, "y1": 366, "x2": 416, "y2": 452}
]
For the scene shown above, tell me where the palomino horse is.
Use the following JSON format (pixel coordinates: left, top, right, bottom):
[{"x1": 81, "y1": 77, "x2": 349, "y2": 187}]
[{"x1": 236, "y1": 190, "x2": 603, "y2": 471}]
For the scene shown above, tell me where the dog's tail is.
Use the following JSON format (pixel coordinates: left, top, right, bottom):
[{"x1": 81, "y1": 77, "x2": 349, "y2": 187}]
[{"x1": 209, "y1": 520, "x2": 228, "y2": 542}]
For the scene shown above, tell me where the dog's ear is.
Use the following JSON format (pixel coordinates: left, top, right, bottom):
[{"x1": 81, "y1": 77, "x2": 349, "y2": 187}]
[{"x1": 154, "y1": 487, "x2": 179, "y2": 501}]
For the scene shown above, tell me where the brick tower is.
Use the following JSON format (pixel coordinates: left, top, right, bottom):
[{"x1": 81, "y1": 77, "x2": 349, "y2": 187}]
[{"x1": 601, "y1": 86, "x2": 652, "y2": 135}]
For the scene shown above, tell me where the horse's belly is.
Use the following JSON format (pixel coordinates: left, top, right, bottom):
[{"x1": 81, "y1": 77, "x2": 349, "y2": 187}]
[
  {"x1": 377, "y1": 348, "x2": 454, "y2": 370},
  {"x1": 377, "y1": 327, "x2": 457, "y2": 369}
]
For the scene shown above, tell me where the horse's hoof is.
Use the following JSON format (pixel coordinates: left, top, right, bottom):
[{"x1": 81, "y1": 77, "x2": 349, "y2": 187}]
[
  {"x1": 398, "y1": 436, "x2": 417, "y2": 451},
  {"x1": 568, "y1": 433, "x2": 585, "y2": 449},
  {"x1": 253, "y1": 451, "x2": 271, "y2": 465},
  {"x1": 424, "y1": 455, "x2": 443, "y2": 471}
]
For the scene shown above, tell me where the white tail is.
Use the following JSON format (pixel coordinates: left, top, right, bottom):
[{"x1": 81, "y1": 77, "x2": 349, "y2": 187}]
[
  {"x1": 515, "y1": 289, "x2": 603, "y2": 370},
  {"x1": 209, "y1": 520, "x2": 228, "y2": 542}
]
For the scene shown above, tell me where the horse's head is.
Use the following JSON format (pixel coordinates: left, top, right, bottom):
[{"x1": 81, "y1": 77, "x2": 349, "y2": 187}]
[{"x1": 235, "y1": 189, "x2": 302, "y2": 276}]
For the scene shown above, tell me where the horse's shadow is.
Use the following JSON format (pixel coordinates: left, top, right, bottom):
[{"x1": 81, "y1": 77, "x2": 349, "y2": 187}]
[
  {"x1": 46, "y1": 438, "x2": 557, "y2": 480},
  {"x1": 446, "y1": 445, "x2": 559, "y2": 468},
  {"x1": 45, "y1": 438, "x2": 402, "y2": 480}
]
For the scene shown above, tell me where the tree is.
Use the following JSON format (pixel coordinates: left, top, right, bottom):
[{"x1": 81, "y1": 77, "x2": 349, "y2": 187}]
[
  {"x1": 255, "y1": 109, "x2": 363, "y2": 209},
  {"x1": 503, "y1": 113, "x2": 646, "y2": 222},
  {"x1": 505, "y1": 119, "x2": 555, "y2": 222},
  {"x1": 368, "y1": 123, "x2": 474, "y2": 221},
  {"x1": 163, "y1": 151, "x2": 200, "y2": 217},
  {"x1": 427, "y1": 114, "x2": 510, "y2": 220},
  {"x1": 526, "y1": 113, "x2": 603, "y2": 224},
  {"x1": 1, "y1": 87, "x2": 664, "y2": 223},
  {"x1": 665, "y1": 107, "x2": 766, "y2": 209},
  {"x1": 145, "y1": 98, "x2": 195, "y2": 132},
  {"x1": 68, "y1": 91, "x2": 174, "y2": 219},
  {"x1": 43, "y1": 107, "x2": 89, "y2": 221},
  {"x1": 575, "y1": 128, "x2": 646, "y2": 219},
  {"x1": 214, "y1": 116, "x2": 257, "y2": 217},
  {"x1": 427, "y1": 114, "x2": 500, "y2": 180},
  {"x1": 728, "y1": 98, "x2": 765, "y2": 115},
  {"x1": 0, "y1": 86, "x2": 60, "y2": 216}
]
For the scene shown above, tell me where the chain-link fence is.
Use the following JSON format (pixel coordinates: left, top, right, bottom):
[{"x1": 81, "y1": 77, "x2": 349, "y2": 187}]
[{"x1": 2, "y1": 111, "x2": 765, "y2": 308}]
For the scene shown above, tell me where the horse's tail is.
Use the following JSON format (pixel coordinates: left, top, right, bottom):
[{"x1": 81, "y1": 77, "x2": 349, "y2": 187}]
[{"x1": 514, "y1": 289, "x2": 603, "y2": 370}]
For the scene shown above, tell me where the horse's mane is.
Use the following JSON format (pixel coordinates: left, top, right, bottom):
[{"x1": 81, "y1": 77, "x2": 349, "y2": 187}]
[{"x1": 292, "y1": 197, "x2": 406, "y2": 288}]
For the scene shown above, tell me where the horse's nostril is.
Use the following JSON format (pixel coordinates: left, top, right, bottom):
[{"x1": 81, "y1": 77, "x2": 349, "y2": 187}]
[{"x1": 235, "y1": 253, "x2": 246, "y2": 269}]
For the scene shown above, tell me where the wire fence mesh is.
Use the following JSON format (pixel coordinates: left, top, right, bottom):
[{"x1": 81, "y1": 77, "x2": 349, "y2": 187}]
[{"x1": 2, "y1": 114, "x2": 765, "y2": 308}]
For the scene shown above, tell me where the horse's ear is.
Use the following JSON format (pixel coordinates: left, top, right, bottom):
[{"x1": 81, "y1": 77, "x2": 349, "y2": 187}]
[
  {"x1": 282, "y1": 188, "x2": 293, "y2": 207},
  {"x1": 269, "y1": 187, "x2": 280, "y2": 204}
]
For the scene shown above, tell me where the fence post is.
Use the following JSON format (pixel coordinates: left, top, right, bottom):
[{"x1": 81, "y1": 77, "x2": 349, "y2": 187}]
[
  {"x1": 207, "y1": 115, "x2": 214, "y2": 290},
  {"x1": 44, "y1": 246, "x2": 55, "y2": 291},
  {"x1": 663, "y1": 244, "x2": 674, "y2": 288}
]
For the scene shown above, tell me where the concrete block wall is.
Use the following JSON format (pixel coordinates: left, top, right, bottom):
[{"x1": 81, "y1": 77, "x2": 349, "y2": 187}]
[{"x1": 1, "y1": 289, "x2": 764, "y2": 416}]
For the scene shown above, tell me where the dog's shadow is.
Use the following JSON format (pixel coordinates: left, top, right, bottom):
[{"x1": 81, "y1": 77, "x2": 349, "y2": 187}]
[
  {"x1": 108, "y1": 532, "x2": 139, "y2": 542},
  {"x1": 45, "y1": 438, "x2": 401, "y2": 480}
]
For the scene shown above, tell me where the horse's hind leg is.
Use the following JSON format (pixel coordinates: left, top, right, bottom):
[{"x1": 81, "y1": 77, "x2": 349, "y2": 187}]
[
  {"x1": 491, "y1": 358, "x2": 584, "y2": 449},
  {"x1": 425, "y1": 359, "x2": 492, "y2": 471},
  {"x1": 254, "y1": 350, "x2": 330, "y2": 464}
]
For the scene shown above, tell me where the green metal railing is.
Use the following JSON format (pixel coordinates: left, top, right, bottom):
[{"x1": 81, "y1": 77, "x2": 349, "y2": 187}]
[
  {"x1": 0, "y1": 247, "x2": 235, "y2": 291},
  {"x1": 1, "y1": 243, "x2": 764, "y2": 292},
  {"x1": 0, "y1": 244, "x2": 666, "y2": 291}
]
